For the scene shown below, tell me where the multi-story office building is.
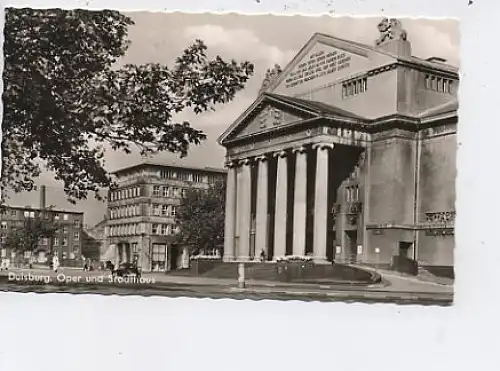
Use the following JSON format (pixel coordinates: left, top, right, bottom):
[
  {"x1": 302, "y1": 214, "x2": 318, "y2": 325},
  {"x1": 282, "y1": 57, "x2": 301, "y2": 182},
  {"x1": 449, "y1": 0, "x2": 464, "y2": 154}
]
[
  {"x1": 0, "y1": 186, "x2": 84, "y2": 264},
  {"x1": 106, "y1": 161, "x2": 226, "y2": 272}
]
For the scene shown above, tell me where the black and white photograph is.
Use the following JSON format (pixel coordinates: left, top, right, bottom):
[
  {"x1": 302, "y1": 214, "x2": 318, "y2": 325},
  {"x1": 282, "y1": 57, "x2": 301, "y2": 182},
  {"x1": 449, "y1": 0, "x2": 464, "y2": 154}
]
[{"x1": 0, "y1": 8, "x2": 458, "y2": 306}]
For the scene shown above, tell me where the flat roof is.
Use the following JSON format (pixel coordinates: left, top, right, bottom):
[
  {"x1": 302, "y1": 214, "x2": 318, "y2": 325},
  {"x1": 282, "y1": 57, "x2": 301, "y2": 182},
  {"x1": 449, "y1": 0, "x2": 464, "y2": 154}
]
[
  {"x1": 111, "y1": 161, "x2": 227, "y2": 175},
  {"x1": 1, "y1": 205, "x2": 84, "y2": 215}
]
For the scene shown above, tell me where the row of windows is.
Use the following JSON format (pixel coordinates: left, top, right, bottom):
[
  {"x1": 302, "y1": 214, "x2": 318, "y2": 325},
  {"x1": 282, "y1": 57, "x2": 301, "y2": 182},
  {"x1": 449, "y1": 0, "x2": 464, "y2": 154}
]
[
  {"x1": 0, "y1": 234, "x2": 79, "y2": 246},
  {"x1": 110, "y1": 186, "x2": 142, "y2": 201},
  {"x1": 152, "y1": 204, "x2": 177, "y2": 217},
  {"x1": 1, "y1": 222, "x2": 79, "y2": 235},
  {"x1": 424, "y1": 74, "x2": 454, "y2": 94},
  {"x1": 109, "y1": 204, "x2": 179, "y2": 220},
  {"x1": 108, "y1": 223, "x2": 180, "y2": 237},
  {"x1": 152, "y1": 186, "x2": 188, "y2": 198},
  {"x1": 152, "y1": 223, "x2": 179, "y2": 236},
  {"x1": 342, "y1": 77, "x2": 368, "y2": 98},
  {"x1": 108, "y1": 223, "x2": 145, "y2": 237},
  {"x1": 109, "y1": 205, "x2": 142, "y2": 219},
  {"x1": 160, "y1": 170, "x2": 221, "y2": 184},
  {"x1": 0, "y1": 209, "x2": 80, "y2": 223}
]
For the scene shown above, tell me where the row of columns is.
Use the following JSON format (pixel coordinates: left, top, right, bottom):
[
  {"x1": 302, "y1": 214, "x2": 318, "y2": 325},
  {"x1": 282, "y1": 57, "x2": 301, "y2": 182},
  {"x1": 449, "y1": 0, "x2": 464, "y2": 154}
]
[{"x1": 223, "y1": 143, "x2": 334, "y2": 263}]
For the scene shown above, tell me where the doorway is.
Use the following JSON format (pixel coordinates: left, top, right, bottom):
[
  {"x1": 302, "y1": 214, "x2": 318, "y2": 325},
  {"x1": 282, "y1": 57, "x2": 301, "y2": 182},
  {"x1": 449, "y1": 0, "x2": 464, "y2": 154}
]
[
  {"x1": 170, "y1": 245, "x2": 179, "y2": 270},
  {"x1": 398, "y1": 241, "x2": 413, "y2": 259},
  {"x1": 345, "y1": 230, "x2": 358, "y2": 263}
]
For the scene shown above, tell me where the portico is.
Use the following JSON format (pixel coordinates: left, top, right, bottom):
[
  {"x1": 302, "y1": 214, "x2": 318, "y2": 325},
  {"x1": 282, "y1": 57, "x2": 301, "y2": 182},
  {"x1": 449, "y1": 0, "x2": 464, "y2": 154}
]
[{"x1": 220, "y1": 93, "x2": 368, "y2": 263}]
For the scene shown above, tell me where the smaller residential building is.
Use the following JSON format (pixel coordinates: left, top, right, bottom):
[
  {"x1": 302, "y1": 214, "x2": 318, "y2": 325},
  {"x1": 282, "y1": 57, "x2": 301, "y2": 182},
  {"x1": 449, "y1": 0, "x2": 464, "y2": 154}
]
[
  {"x1": 0, "y1": 205, "x2": 84, "y2": 265},
  {"x1": 106, "y1": 161, "x2": 226, "y2": 272}
]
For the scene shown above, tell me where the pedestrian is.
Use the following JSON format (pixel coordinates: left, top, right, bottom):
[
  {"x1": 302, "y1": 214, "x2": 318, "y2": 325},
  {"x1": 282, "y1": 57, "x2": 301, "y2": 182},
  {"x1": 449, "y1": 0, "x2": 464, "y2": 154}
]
[
  {"x1": 52, "y1": 255, "x2": 59, "y2": 273},
  {"x1": 260, "y1": 249, "x2": 266, "y2": 262}
]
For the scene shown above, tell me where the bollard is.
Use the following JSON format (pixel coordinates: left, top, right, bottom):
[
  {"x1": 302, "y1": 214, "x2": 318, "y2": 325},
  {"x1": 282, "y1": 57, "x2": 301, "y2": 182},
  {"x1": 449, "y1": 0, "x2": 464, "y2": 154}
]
[{"x1": 238, "y1": 262, "x2": 245, "y2": 288}]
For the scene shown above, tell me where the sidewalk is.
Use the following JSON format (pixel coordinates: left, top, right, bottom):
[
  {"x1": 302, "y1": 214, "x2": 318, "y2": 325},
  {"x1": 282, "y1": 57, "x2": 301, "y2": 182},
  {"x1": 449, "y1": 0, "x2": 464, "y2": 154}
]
[{"x1": 143, "y1": 271, "x2": 452, "y2": 294}]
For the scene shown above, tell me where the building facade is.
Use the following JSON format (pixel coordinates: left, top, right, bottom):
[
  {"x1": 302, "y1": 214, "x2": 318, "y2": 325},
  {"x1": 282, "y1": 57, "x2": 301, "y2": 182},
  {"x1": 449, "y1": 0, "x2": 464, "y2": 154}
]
[
  {"x1": 106, "y1": 162, "x2": 226, "y2": 272},
  {"x1": 218, "y1": 19, "x2": 458, "y2": 271},
  {"x1": 0, "y1": 200, "x2": 84, "y2": 265}
]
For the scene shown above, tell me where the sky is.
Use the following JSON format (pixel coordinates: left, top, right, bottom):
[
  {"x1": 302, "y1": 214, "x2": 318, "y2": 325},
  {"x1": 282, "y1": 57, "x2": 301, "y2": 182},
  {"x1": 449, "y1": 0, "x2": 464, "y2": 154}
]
[{"x1": 5, "y1": 12, "x2": 460, "y2": 227}]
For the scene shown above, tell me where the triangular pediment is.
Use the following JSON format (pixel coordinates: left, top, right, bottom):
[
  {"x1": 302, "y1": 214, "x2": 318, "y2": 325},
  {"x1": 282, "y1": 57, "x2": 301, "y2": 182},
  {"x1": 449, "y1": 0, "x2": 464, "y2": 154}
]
[
  {"x1": 218, "y1": 94, "x2": 319, "y2": 144},
  {"x1": 218, "y1": 93, "x2": 365, "y2": 145},
  {"x1": 268, "y1": 33, "x2": 396, "y2": 96}
]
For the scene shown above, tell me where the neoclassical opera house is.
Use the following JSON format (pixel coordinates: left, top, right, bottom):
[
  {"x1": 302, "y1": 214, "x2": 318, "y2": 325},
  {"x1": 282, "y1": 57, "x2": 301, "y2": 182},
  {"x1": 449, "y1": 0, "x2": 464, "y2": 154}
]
[{"x1": 218, "y1": 19, "x2": 458, "y2": 272}]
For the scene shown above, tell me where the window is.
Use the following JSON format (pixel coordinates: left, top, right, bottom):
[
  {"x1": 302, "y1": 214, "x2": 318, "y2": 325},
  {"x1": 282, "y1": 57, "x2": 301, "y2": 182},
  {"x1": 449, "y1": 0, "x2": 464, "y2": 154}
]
[
  {"x1": 74, "y1": 220, "x2": 81, "y2": 229},
  {"x1": 1, "y1": 237, "x2": 6, "y2": 245},
  {"x1": 63, "y1": 226, "x2": 69, "y2": 234},
  {"x1": 24, "y1": 251, "x2": 32, "y2": 259},
  {"x1": 73, "y1": 231, "x2": 79, "y2": 240},
  {"x1": 181, "y1": 189, "x2": 187, "y2": 198},
  {"x1": 160, "y1": 169, "x2": 177, "y2": 180},
  {"x1": 152, "y1": 204, "x2": 161, "y2": 216},
  {"x1": 135, "y1": 205, "x2": 141, "y2": 216},
  {"x1": 161, "y1": 205, "x2": 169, "y2": 216},
  {"x1": 346, "y1": 185, "x2": 359, "y2": 202},
  {"x1": 1, "y1": 248, "x2": 6, "y2": 258},
  {"x1": 53, "y1": 237, "x2": 59, "y2": 246},
  {"x1": 62, "y1": 237, "x2": 68, "y2": 247},
  {"x1": 161, "y1": 224, "x2": 168, "y2": 235},
  {"x1": 1, "y1": 222, "x2": 7, "y2": 230},
  {"x1": 169, "y1": 225, "x2": 176, "y2": 235},
  {"x1": 63, "y1": 214, "x2": 69, "y2": 221},
  {"x1": 162, "y1": 187, "x2": 169, "y2": 197},
  {"x1": 24, "y1": 210, "x2": 35, "y2": 218},
  {"x1": 153, "y1": 186, "x2": 160, "y2": 197},
  {"x1": 10, "y1": 210, "x2": 17, "y2": 216},
  {"x1": 40, "y1": 237, "x2": 48, "y2": 245},
  {"x1": 173, "y1": 188, "x2": 179, "y2": 198},
  {"x1": 152, "y1": 224, "x2": 159, "y2": 235},
  {"x1": 171, "y1": 206, "x2": 177, "y2": 217}
]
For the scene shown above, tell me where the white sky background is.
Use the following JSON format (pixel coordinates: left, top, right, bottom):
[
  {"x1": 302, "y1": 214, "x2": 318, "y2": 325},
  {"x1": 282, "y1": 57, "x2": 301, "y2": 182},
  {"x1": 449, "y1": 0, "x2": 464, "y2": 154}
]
[{"x1": 6, "y1": 12, "x2": 459, "y2": 226}]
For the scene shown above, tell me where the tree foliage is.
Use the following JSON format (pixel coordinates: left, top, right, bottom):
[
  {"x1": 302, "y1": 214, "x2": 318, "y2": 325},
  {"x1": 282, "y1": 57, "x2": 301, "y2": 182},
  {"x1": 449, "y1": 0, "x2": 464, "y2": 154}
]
[
  {"x1": 3, "y1": 209, "x2": 60, "y2": 256},
  {"x1": 2, "y1": 8, "x2": 254, "y2": 203},
  {"x1": 175, "y1": 180, "x2": 226, "y2": 255}
]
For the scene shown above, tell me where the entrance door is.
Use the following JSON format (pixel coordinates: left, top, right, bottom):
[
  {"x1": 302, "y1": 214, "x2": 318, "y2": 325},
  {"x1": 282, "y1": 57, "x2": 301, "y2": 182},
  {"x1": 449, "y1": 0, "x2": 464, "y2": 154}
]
[
  {"x1": 345, "y1": 230, "x2": 358, "y2": 263},
  {"x1": 151, "y1": 244, "x2": 167, "y2": 271}
]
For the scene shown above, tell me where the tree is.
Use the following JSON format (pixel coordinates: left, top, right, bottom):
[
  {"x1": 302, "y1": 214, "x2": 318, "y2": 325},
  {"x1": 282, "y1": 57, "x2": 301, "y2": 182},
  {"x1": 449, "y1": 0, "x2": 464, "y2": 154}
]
[
  {"x1": 3, "y1": 209, "x2": 60, "y2": 261},
  {"x1": 2, "y1": 8, "x2": 254, "y2": 203},
  {"x1": 175, "y1": 180, "x2": 226, "y2": 255}
]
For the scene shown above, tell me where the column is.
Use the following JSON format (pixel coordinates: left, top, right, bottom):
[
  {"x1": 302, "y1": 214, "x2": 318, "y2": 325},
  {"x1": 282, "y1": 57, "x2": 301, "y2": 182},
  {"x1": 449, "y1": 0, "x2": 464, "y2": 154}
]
[
  {"x1": 237, "y1": 159, "x2": 252, "y2": 261},
  {"x1": 273, "y1": 150, "x2": 288, "y2": 259},
  {"x1": 293, "y1": 146, "x2": 308, "y2": 257},
  {"x1": 313, "y1": 143, "x2": 334, "y2": 264},
  {"x1": 254, "y1": 155, "x2": 269, "y2": 261},
  {"x1": 223, "y1": 161, "x2": 237, "y2": 262}
]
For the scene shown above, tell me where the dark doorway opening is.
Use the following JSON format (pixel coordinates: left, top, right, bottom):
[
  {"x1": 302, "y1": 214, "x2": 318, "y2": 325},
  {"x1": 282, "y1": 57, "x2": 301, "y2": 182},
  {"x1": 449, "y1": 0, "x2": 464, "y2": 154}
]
[
  {"x1": 398, "y1": 241, "x2": 413, "y2": 259},
  {"x1": 327, "y1": 231, "x2": 336, "y2": 262},
  {"x1": 345, "y1": 230, "x2": 358, "y2": 263},
  {"x1": 170, "y1": 246, "x2": 179, "y2": 270}
]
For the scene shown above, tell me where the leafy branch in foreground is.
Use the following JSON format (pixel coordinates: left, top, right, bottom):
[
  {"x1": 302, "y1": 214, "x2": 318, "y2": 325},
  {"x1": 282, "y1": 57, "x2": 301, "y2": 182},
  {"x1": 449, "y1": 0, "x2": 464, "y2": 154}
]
[{"x1": 2, "y1": 8, "x2": 254, "y2": 203}]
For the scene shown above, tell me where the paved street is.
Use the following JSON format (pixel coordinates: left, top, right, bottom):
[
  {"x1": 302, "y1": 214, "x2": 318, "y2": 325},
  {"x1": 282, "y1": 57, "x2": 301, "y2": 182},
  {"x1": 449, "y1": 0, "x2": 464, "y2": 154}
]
[{"x1": 0, "y1": 267, "x2": 453, "y2": 305}]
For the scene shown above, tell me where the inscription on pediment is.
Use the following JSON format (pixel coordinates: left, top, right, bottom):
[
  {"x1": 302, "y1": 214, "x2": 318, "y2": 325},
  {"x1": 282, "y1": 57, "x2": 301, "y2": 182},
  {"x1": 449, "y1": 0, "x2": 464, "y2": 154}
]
[{"x1": 273, "y1": 42, "x2": 369, "y2": 95}]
